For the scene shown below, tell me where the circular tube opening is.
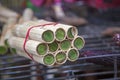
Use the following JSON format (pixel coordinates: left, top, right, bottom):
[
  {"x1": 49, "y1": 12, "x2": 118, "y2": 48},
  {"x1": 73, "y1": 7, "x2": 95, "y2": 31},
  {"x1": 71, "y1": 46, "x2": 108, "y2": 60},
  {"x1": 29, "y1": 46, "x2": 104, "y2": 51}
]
[
  {"x1": 73, "y1": 37, "x2": 85, "y2": 50},
  {"x1": 43, "y1": 54, "x2": 55, "y2": 65},
  {"x1": 55, "y1": 28, "x2": 66, "y2": 41},
  {"x1": 56, "y1": 52, "x2": 66, "y2": 64},
  {"x1": 60, "y1": 40, "x2": 71, "y2": 51},
  {"x1": 42, "y1": 30, "x2": 54, "y2": 42},
  {"x1": 67, "y1": 27, "x2": 78, "y2": 39},
  {"x1": 37, "y1": 43, "x2": 48, "y2": 56},
  {"x1": 48, "y1": 41, "x2": 58, "y2": 52},
  {"x1": 68, "y1": 49, "x2": 79, "y2": 61}
]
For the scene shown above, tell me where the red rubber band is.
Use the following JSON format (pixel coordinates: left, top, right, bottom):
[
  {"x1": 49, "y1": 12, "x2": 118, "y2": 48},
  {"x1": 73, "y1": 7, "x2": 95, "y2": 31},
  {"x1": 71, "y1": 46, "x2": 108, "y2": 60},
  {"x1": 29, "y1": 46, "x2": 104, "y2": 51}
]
[{"x1": 23, "y1": 22, "x2": 58, "y2": 62}]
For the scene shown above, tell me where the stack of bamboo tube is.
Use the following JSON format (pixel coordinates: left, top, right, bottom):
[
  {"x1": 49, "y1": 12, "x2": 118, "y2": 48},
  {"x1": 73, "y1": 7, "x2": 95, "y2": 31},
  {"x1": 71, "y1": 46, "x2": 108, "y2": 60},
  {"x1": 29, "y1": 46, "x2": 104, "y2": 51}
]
[
  {"x1": 0, "y1": 8, "x2": 37, "y2": 54},
  {"x1": 7, "y1": 20, "x2": 85, "y2": 66},
  {"x1": 0, "y1": 4, "x2": 19, "y2": 23},
  {"x1": 0, "y1": 18, "x2": 17, "y2": 54}
]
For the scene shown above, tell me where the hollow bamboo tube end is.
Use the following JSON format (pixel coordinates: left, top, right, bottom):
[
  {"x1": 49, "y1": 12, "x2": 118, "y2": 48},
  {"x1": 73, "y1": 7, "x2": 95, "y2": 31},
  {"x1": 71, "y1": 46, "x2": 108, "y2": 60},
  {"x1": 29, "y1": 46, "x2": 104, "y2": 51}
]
[
  {"x1": 60, "y1": 40, "x2": 71, "y2": 51},
  {"x1": 72, "y1": 36, "x2": 85, "y2": 50},
  {"x1": 0, "y1": 45, "x2": 8, "y2": 54},
  {"x1": 43, "y1": 53, "x2": 55, "y2": 66},
  {"x1": 55, "y1": 28, "x2": 66, "y2": 41},
  {"x1": 42, "y1": 30, "x2": 54, "y2": 43},
  {"x1": 48, "y1": 41, "x2": 59, "y2": 52},
  {"x1": 67, "y1": 48, "x2": 79, "y2": 62},
  {"x1": 55, "y1": 51, "x2": 67, "y2": 64},
  {"x1": 37, "y1": 43, "x2": 48, "y2": 56},
  {"x1": 67, "y1": 27, "x2": 78, "y2": 39}
]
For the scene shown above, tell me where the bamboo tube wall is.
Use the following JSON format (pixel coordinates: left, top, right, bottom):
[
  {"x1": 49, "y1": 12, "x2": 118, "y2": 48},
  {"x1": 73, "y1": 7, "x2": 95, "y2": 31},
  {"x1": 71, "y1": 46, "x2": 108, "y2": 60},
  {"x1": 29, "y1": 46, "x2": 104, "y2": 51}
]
[{"x1": 0, "y1": 18, "x2": 17, "y2": 54}]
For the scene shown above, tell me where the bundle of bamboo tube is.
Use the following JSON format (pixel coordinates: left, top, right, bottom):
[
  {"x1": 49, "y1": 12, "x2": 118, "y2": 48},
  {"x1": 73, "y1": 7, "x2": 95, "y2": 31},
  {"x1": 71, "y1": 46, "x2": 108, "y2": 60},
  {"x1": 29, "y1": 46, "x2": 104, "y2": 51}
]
[
  {"x1": 0, "y1": 18, "x2": 17, "y2": 54},
  {"x1": 0, "y1": 8, "x2": 37, "y2": 54},
  {"x1": 0, "y1": 4, "x2": 19, "y2": 23},
  {"x1": 6, "y1": 20, "x2": 85, "y2": 66}
]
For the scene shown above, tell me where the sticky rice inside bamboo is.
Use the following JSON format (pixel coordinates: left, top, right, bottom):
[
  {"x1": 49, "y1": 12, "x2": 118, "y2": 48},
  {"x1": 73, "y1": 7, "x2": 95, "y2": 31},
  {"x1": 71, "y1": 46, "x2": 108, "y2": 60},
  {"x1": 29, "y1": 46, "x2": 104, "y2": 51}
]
[
  {"x1": 42, "y1": 30, "x2": 54, "y2": 43},
  {"x1": 55, "y1": 28, "x2": 66, "y2": 41},
  {"x1": 60, "y1": 40, "x2": 71, "y2": 51},
  {"x1": 73, "y1": 36, "x2": 85, "y2": 50},
  {"x1": 67, "y1": 48, "x2": 79, "y2": 61},
  {"x1": 67, "y1": 27, "x2": 78, "y2": 39},
  {"x1": 48, "y1": 41, "x2": 59, "y2": 52},
  {"x1": 55, "y1": 51, "x2": 67, "y2": 64},
  {"x1": 37, "y1": 43, "x2": 48, "y2": 55},
  {"x1": 43, "y1": 54, "x2": 55, "y2": 65}
]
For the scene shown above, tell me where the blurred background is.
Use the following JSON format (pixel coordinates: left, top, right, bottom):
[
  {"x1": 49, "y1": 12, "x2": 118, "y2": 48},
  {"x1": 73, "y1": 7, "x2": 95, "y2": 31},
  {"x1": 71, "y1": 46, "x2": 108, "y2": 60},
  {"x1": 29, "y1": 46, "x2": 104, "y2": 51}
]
[{"x1": 0, "y1": 0, "x2": 120, "y2": 80}]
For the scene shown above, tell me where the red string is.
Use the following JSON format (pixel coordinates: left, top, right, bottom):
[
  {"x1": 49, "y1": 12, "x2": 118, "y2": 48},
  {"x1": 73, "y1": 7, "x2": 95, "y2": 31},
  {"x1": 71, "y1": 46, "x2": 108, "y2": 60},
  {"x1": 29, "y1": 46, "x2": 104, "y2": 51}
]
[{"x1": 23, "y1": 22, "x2": 58, "y2": 61}]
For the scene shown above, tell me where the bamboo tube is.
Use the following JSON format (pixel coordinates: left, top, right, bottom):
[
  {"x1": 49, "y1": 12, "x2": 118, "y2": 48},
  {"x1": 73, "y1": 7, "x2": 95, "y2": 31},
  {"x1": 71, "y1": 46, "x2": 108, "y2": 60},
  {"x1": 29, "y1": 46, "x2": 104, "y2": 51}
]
[
  {"x1": 55, "y1": 28, "x2": 66, "y2": 41},
  {"x1": 48, "y1": 41, "x2": 59, "y2": 52},
  {"x1": 37, "y1": 20, "x2": 66, "y2": 41},
  {"x1": 8, "y1": 37, "x2": 48, "y2": 56},
  {"x1": 72, "y1": 36, "x2": 85, "y2": 50},
  {"x1": 0, "y1": 18, "x2": 17, "y2": 54},
  {"x1": 12, "y1": 21, "x2": 55, "y2": 43},
  {"x1": 18, "y1": 8, "x2": 38, "y2": 24},
  {"x1": 3, "y1": 18, "x2": 17, "y2": 43},
  {"x1": 0, "y1": 5, "x2": 19, "y2": 18},
  {"x1": 56, "y1": 24, "x2": 78, "y2": 40},
  {"x1": 17, "y1": 51, "x2": 55, "y2": 66},
  {"x1": 67, "y1": 48, "x2": 79, "y2": 62},
  {"x1": 53, "y1": 4, "x2": 65, "y2": 18},
  {"x1": 23, "y1": 8, "x2": 34, "y2": 21},
  {"x1": 55, "y1": 51, "x2": 67, "y2": 64},
  {"x1": 59, "y1": 39, "x2": 71, "y2": 51}
]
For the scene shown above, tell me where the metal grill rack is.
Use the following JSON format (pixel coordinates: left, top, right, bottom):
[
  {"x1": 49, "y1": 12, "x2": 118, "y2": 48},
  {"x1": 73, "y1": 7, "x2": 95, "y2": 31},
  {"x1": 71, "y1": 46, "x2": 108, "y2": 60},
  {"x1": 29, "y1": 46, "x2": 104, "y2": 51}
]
[{"x1": 0, "y1": 34, "x2": 120, "y2": 80}]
